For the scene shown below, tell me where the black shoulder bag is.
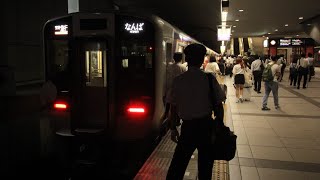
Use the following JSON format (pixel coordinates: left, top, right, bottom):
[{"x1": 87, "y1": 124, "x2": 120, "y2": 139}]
[{"x1": 206, "y1": 73, "x2": 237, "y2": 161}]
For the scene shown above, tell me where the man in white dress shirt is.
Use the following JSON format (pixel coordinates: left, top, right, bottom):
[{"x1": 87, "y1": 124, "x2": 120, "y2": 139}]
[{"x1": 251, "y1": 55, "x2": 263, "y2": 93}]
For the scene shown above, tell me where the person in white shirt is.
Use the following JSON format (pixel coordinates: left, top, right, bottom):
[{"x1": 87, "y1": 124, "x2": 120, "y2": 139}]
[
  {"x1": 225, "y1": 55, "x2": 234, "y2": 77},
  {"x1": 262, "y1": 56, "x2": 281, "y2": 110},
  {"x1": 205, "y1": 56, "x2": 220, "y2": 76},
  {"x1": 297, "y1": 54, "x2": 308, "y2": 89},
  {"x1": 232, "y1": 58, "x2": 245, "y2": 103},
  {"x1": 251, "y1": 55, "x2": 263, "y2": 93},
  {"x1": 307, "y1": 53, "x2": 315, "y2": 82},
  {"x1": 166, "y1": 43, "x2": 226, "y2": 180},
  {"x1": 162, "y1": 52, "x2": 187, "y2": 122}
]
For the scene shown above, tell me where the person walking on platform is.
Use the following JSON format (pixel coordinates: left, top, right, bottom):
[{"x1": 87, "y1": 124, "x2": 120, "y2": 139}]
[
  {"x1": 205, "y1": 55, "x2": 221, "y2": 77},
  {"x1": 161, "y1": 52, "x2": 187, "y2": 123},
  {"x1": 251, "y1": 55, "x2": 263, "y2": 93},
  {"x1": 166, "y1": 43, "x2": 226, "y2": 180},
  {"x1": 262, "y1": 56, "x2": 281, "y2": 110},
  {"x1": 297, "y1": 54, "x2": 308, "y2": 89},
  {"x1": 232, "y1": 58, "x2": 245, "y2": 103},
  {"x1": 289, "y1": 55, "x2": 299, "y2": 86},
  {"x1": 306, "y1": 53, "x2": 315, "y2": 82}
]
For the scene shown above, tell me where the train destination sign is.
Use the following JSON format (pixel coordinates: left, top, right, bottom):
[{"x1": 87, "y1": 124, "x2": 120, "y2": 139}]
[
  {"x1": 124, "y1": 23, "x2": 144, "y2": 34},
  {"x1": 54, "y1": 25, "x2": 68, "y2": 35}
]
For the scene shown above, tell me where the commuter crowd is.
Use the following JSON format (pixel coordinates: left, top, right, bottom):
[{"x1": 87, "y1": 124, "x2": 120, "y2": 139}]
[{"x1": 164, "y1": 44, "x2": 316, "y2": 179}]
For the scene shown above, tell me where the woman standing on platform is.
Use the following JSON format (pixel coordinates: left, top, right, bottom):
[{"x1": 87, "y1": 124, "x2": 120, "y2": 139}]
[{"x1": 232, "y1": 58, "x2": 245, "y2": 103}]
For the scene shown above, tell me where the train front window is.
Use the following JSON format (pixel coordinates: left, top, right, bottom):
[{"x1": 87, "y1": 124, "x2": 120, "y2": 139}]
[
  {"x1": 120, "y1": 43, "x2": 153, "y2": 70},
  {"x1": 46, "y1": 40, "x2": 70, "y2": 90}
]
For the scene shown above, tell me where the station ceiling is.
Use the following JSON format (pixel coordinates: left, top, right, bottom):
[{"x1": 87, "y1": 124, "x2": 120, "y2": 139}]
[{"x1": 114, "y1": 0, "x2": 319, "y2": 49}]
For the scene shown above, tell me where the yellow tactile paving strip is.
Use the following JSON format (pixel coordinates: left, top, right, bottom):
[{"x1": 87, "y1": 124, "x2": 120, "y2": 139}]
[{"x1": 134, "y1": 129, "x2": 230, "y2": 180}]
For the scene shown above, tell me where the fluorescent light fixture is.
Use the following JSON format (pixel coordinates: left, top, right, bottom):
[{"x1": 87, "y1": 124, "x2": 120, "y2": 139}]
[
  {"x1": 235, "y1": 19, "x2": 239, "y2": 22},
  {"x1": 222, "y1": 11, "x2": 228, "y2": 22},
  {"x1": 296, "y1": 35, "x2": 299, "y2": 36},
  {"x1": 275, "y1": 29, "x2": 278, "y2": 31},
  {"x1": 268, "y1": 33, "x2": 271, "y2": 34},
  {"x1": 299, "y1": 17, "x2": 303, "y2": 20},
  {"x1": 307, "y1": 24, "x2": 311, "y2": 26},
  {"x1": 239, "y1": 9, "x2": 244, "y2": 12},
  {"x1": 233, "y1": 25, "x2": 237, "y2": 27},
  {"x1": 285, "y1": 24, "x2": 289, "y2": 26}
]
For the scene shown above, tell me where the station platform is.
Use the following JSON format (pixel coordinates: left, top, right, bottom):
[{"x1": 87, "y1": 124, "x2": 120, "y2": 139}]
[{"x1": 134, "y1": 67, "x2": 320, "y2": 180}]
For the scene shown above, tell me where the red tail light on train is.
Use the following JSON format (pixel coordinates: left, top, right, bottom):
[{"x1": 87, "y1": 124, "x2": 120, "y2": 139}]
[
  {"x1": 54, "y1": 101, "x2": 68, "y2": 110},
  {"x1": 127, "y1": 107, "x2": 145, "y2": 114},
  {"x1": 126, "y1": 100, "x2": 148, "y2": 119}
]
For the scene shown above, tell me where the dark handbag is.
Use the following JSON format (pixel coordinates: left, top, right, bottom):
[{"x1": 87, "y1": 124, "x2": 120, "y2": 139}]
[
  {"x1": 206, "y1": 73, "x2": 237, "y2": 161},
  {"x1": 212, "y1": 123, "x2": 237, "y2": 161}
]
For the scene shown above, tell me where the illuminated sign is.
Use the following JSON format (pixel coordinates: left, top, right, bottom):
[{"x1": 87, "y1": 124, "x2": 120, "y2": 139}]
[
  {"x1": 291, "y1": 39, "x2": 303, "y2": 46},
  {"x1": 280, "y1": 39, "x2": 291, "y2": 46},
  {"x1": 54, "y1": 25, "x2": 68, "y2": 35},
  {"x1": 124, "y1": 23, "x2": 144, "y2": 34},
  {"x1": 263, "y1": 40, "x2": 269, "y2": 47},
  {"x1": 270, "y1": 40, "x2": 276, "y2": 46},
  {"x1": 217, "y1": 26, "x2": 231, "y2": 41}
]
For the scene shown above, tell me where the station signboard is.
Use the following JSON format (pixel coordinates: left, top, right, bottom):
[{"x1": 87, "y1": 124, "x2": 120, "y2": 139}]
[{"x1": 279, "y1": 39, "x2": 291, "y2": 46}]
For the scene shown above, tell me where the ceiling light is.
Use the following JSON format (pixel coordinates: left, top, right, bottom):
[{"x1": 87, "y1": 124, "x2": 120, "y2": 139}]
[
  {"x1": 235, "y1": 19, "x2": 239, "y2": 22},
  {"x1": 233, "y1": 25, "x2": 237, "y2": 27},
  {"x1": 222, "y1": 11, "x2": 228, "y2": 22},
  {"x1": 275, "y1": 29, "x2": 278, "y2": 31},
  {"x1": 262, "y1": 35, "x2": 265, "y2": 37},
  {"x1": 307, "y1": 24, "x2": 311, "y2": 26},
  {"x1": 296, "y1": 35, "x2": 299, "y2": 37},
  {"x1": 268, "y1": 33, "x2": 271, "y2": 34},
  {"x1": 299, "y1": 17, "x2": 303, "y2": 20},
  {"x1": 239, "y1": 9, "x2": 244, "y2": 12},
  {"x1": 285, "y1": 24, "x2": 289, "y2": 27},
  {"x1": 232, "y1": 30, "x2": 235, "y2": 32}
]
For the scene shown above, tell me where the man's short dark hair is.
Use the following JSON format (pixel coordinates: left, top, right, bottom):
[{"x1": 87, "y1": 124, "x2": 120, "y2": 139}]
[
  {"x1": 173, "y1": 52, "x2": 183, "y2": 63},
  {"x1": 209, "y1": 56, "x2": 216, "y2": 63},
  {"x1": 270, "y1": 56, "x2": 277, "y2": 61},
  {"x1": 184, "y1": 43, "x2": 207, "y2": 67}
]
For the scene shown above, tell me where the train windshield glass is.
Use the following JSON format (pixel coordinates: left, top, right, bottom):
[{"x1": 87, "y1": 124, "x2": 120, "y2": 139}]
[
  {"x1": 120, "y1": 42, "x2": 153, "y2": 70},
  {"x1": 45, "y1": 40, "x2": 70, "y2": 90}
]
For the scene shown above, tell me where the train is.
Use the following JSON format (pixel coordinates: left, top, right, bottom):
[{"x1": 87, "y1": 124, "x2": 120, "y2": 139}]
[{"x1": 42, "y1": 11, "x2": 218, "y2": 154}]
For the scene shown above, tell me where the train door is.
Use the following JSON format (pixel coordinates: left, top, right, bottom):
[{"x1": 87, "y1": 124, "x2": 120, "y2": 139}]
[{"x1": 71, "y1": 38, "x2": 109, "y2": 134}]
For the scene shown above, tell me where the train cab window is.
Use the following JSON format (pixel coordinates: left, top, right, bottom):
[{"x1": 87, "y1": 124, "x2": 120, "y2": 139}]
[
  {"x1": 120, "y1": 43, "x2": 153, "y2": 70},
  {"x1": 46, "y1": 40, "x2": 70, "y2": 90},
  {"x1": 85, "y1": 50, "x2": 106, "y2": 87}
]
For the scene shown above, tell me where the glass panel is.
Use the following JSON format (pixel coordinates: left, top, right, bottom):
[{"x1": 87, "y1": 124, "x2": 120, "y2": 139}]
[
  {"x1": 85, "y1": 50, "x2": 106, "y2": 87},
  {"x1": 120, "y1": 42, "x2": 153, "y2": 69},
  {"x1": 46, "y1": 40, "x2": 70, "y2": 90}
]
